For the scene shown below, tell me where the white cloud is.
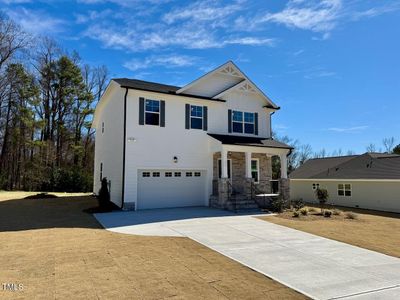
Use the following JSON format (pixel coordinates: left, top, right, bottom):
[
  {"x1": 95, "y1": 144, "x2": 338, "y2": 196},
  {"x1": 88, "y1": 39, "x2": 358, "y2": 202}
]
[
  {"x1": 327, "y1": 126, "x2": 369, "y2": 133},
  {"x1": 123, "y1": 55, "x2": 198, "y2": 71},
  {"x1": 5, "y1": 7, "x2": 65, "y2": 35}
]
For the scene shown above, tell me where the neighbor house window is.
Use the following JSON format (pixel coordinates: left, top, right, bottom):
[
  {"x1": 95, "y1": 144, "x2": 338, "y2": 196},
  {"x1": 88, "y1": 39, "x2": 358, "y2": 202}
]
[
  {"x1": 251, "y1": 159, "x2": 259, "y2": 183},
  {"x1": 165, "y1": 172, "x2": 172, "y2": 177},
  {"x1": 142, "y1": 172, "x2": 150, "y2": 177},
  {"x1": 232, "y1": 111, "x2": 255, "y2": 134},
  {"x1": 338, "y1": 184, "x2": 351, "y2": 197},
  {"x1": 152, "y1": 172, "x2": 160, "y2": 177},
  {"x1": 100, "y1": 162, "x2": 103, "y2": 181},
  {"x1": 145, "y1": 99, "x2": 160, "y2": 125},
  {"x1": 174, "y1": 172, "x2": 181, "y2": 177},
  {"x1": 312, "y1": 183, "x2": 320, "y2": 190},
  {"x1": 190, "y1": 105, "x2": 203, "y2": 129}
]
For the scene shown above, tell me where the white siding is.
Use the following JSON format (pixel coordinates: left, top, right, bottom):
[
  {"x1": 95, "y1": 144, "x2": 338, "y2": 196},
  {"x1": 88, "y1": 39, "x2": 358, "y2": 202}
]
[
  {"x1": 93, "y1": 86, "x2": 125, "y2": 207},
  {"x1": 291, "y1": 179, "x2": 400, "y2": 213}
]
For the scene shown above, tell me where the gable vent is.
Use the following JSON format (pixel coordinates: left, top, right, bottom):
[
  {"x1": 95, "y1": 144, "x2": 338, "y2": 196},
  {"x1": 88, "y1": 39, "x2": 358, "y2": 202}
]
[{"x1": 219, "y1": 65, "x2": 241, "y2": 77}]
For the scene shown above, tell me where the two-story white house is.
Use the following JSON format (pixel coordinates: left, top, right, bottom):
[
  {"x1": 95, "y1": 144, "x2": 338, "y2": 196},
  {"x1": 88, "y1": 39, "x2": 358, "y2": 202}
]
[{"x1": 92, "y1": 61, "x2": 292, "y2": 211}]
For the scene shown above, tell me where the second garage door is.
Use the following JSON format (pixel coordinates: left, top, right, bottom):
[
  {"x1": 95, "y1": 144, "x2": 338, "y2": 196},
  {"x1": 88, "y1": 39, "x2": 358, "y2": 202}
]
[{"x1": 137, "y1": 169, "x2": 206, "y2": 209}]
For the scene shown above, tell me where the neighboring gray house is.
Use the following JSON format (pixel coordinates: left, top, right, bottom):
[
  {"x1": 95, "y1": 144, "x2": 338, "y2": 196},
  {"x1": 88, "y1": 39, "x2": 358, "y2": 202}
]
[{"x1": 290, "y1": 153, "x2": 400, "y2": 213}]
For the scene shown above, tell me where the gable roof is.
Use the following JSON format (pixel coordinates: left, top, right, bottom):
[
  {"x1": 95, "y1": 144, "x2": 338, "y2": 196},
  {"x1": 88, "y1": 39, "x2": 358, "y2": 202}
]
[
  {"x1": 176, "y1": 61, "x2": 280, "y2": 109},
  {"x1": 207, "y1": 133, "x2": 293, "y2": 149},
  {"x1": 290, "y1": 153, "x2": 400, "y2": 180},
  {"x1": 113, "y1": 78, "x2": 226, "y2": 102}
]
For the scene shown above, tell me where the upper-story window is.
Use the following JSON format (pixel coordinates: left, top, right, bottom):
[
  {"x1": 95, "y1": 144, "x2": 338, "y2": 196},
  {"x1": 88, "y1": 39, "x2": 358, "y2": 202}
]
[
  {"x1": 190, "y1": 105, "x2": 203, "y2": 129},
  {"x1": 145, "y1": 100, "x2": 160, "y2": 125},
  {"x1": 232, "y1": 111, "x2": 255, "y2": 134}
]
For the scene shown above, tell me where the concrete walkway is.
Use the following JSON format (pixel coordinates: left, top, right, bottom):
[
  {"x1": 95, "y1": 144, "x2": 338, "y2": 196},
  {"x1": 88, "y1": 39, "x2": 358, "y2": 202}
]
[{"x1": 95, "y1": 207, "x2": 400, "y2": 300}]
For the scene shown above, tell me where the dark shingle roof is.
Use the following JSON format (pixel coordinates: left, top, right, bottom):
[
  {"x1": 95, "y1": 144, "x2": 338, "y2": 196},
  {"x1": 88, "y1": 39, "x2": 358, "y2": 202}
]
[
  {"x1": 113, "y1": 78, "x2": 226, "y2": 102},
  {"x1": 290, "y1": 153, "x2": 400, "y2": 180},
  {"x1": 207, "y1": 133, "x2": 293, "y2": 149}
]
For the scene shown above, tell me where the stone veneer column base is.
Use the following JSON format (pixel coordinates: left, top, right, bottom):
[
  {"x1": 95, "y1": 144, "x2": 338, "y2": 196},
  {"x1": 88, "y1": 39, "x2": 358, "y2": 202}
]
[
  {"x1": 216, "y1": 178, "x2": 230, "y2": 209},
  {"x1": 243, "y1": 178, "x2": 254, "y2": 200},
  {"x1": 279, "y1": 178, "x2": 290, "y2": 203}
]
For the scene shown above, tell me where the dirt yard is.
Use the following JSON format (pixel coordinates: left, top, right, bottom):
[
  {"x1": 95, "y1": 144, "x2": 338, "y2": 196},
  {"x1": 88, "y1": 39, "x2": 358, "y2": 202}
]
[
  {"x1": 0, "y1": 193, "x2": 306, "y2": 300},
  {"x1": 260, "y1": 205, "x2": 400, "y2": 258}
]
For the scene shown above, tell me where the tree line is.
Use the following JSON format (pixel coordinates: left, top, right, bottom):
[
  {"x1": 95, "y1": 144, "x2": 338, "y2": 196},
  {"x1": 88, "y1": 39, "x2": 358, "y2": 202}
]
[{"x1": 0, "y1": 15, "x2": 108, "y2": 192}]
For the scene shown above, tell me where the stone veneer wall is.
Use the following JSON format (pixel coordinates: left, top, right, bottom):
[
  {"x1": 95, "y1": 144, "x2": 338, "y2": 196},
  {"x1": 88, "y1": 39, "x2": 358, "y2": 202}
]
[{"x1": 212, "y1": 152, "x2": 272, "y2": 193}]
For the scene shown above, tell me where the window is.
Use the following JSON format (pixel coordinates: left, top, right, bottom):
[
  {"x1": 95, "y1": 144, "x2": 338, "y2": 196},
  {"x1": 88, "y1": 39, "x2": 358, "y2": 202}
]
[
  {"x1": 312, "y1": 183, "x2": 320, "y2": 190},
  {"x1": 251, "y1": 159, "x2": 259, "y2": 183},
  {"x1": 186, "y1": 172, "x2": 193, "y2": 177},
  {"x1": 145, "y1": 99, "x2": 160, "y2": 125},
  {"x1": 152, "y1": 172, "x2": 160, "y2": 177},
  {"x1": 101, "y1": 122, "x2": 104, "y2": 134},
  {"x1": 142, "y1": 172, "x2": 150, "y2": 177},
  {"x1": 190, "y1": 105, "x2": 203, "y2": 129},
  {"x1": 232, "y1": 111, "x2": 255, "y2": 134},
  {"x1": 338, "y1": 184, "x2": 351, "y2": 197},
  {"x1": 194, "y1": 172, "x2": 201, "y2": 177},
  {"x1": 165, "y1": 172, "x2": 172, "y2": 177},
  {"x1": 100, "y1": 163, "x2": 103, "y2": 181},
  {"x1": 174, "y1": 172, "x2": 181, "y2": 177}
]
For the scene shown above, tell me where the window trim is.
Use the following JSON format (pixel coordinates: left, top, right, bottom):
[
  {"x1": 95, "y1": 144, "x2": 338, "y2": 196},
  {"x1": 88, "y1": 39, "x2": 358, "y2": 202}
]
[
  {"x1": 232, "y1": 110, "x2": 256, "y2": 134},
  {"x1": 338, "y1": 183, "x2": 352, "y2": 197},
  {"x1": 144, "y1": 99, "x2": 160, "y2": 126},
  {"x1": 251, "y1": 158, "x2": 260, "y2": 184},
  {"x1": 189, "y1": 104, "x2": 203, "y2": 130}
]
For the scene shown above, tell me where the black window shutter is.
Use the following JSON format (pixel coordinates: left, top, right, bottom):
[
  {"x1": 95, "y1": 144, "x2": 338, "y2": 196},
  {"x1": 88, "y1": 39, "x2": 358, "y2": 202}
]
[
  {"x1": 254, "y1": 112, "x2": 258, "y2": 135},
  {"x1": 228, "y1": 109, "x2": 232, "y2": 133},
  {"x1": 160, "y1": 100, "x2": 165, "y2": 127},
  {"x1": 203, "y1": 106, "x2": 208, "y2": 131},
  {"x1": 185, "y1": 104, "x2": 190, "y2": 129},
  {"x1": 139, "y1": 97, "x2": 145, "y2": 125}
]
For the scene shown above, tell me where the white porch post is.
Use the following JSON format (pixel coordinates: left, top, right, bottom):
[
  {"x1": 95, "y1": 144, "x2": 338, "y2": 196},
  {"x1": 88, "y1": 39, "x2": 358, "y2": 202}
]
[
  {"x1": 245, "y1": 151, "x2": 252, "y2": 178},
  {"x1": 221, "y1": 147, "x2": 228, "y2": 178},
  {"x1": 280, "y1": 153, "x2": 288, "y2": 179}
]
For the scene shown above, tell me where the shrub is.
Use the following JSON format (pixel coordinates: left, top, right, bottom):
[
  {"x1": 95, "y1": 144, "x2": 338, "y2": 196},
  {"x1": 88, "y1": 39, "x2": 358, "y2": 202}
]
[
  {"x1": 292, "y1": 211, "x2": 300, "y2": 218},
  {"x1": 315, "y1": 188, "x2": 329, "y2": 213},
  {"x1": 292, "y1": 198, "x2": 304, "y2": 210},
  {"x1": 270, "y1": 196, "x2": 287, "y2": 213},
  {"x1": 300, "y1": 208, "x2": 308, "y2": 216},
  {"x1": 345, "y1": 211, "x2": 358, "y2": 219},
  {"x1": 332, "y1": 209, "x2": 342, "y2": 216},
  {"x1": 308, "y1": 207, "x2": 316, "y2": 212},
  {"x1": 324, "y1": 210, "x2": 332, "y2": 218},
  {"x1": 98, "y1": 177, "x2": 110, "y2": 208}
]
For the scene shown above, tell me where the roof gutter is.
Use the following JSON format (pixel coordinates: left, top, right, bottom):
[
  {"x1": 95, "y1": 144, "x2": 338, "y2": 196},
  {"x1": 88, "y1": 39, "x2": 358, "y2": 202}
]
[{"x1": 121, "y1": 88, "x2": 128, "y2": 210}]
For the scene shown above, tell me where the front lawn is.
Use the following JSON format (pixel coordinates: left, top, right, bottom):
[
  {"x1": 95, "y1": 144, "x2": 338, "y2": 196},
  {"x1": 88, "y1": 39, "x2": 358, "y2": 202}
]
[
  {"x1": 259, "y1": 205, "x2": 400, "y2": 258},
  {"x1": 0, "y1": 193, "x2": 306, "y2": 299}
]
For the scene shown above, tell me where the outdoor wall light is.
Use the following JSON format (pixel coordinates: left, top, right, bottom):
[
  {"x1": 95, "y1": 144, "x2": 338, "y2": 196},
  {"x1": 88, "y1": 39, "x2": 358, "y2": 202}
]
[
  {"x1": 127, "y1": 137, "x2": 136, "y2": 142},
  {"x1": 173, "y1": 156, "x2": 178, "y2": 163}
]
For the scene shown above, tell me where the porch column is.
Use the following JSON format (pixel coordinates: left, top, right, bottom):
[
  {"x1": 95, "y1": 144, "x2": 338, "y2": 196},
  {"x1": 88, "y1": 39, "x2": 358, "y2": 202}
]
[
  {"x1": 221, "y1": 148, "x2": 228, "y2": 178},
  {"x1": 245, "y1": 151, "x2": 252, "y2": 178},
  {"x1": 280, "y1": 153, "x2": 288, "y2": 179}
]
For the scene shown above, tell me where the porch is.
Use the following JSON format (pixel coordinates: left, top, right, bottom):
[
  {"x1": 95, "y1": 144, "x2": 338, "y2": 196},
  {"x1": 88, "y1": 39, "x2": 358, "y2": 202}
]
[{"x1": 207, "y1": 133, "x2": 292, "y2": 211}]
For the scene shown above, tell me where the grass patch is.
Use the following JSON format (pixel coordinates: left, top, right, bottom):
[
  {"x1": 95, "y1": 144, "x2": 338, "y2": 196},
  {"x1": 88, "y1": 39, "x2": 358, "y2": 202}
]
[{"x1": 259, "y1": 205, "x2": 400, "y2": 258}]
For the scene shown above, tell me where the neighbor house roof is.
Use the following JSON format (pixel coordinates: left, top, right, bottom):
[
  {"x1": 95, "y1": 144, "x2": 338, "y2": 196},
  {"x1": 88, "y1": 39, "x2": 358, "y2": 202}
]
[
  {"x1": 290, "y1": 153, "x2": 400, "y2": 180},
  {"x1": 113, "y1": 78, "x2": 226, "y2": 102},
  {"x1": 207, "y1": 133, "x2": 293, "y2": 149}
]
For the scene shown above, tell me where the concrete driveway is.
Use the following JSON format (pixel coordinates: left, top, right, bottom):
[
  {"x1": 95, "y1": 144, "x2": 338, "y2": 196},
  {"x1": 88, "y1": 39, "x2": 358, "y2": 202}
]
[{"x1": 95, "y1": 207, "x2": 400, "y2": 300}]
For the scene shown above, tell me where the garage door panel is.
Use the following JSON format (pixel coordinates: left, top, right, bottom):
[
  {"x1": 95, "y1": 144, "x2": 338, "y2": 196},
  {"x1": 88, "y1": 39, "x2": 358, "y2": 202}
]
[{"x1": 137, "y1": 169, "x2": 206, "y2": 209}]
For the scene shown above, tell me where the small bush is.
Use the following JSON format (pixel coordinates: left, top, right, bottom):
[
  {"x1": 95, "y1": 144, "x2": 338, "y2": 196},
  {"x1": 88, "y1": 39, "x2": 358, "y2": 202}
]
[
  {"x1": 270, "y1": 196, "x2": 287, "y2": 213},
  {"x1": 308, "y1": 207, "x2": 316, "y2": 212},
  {"x1": 345, "y1": 211, "x2": 358, "y2": 219},
  {"x1": 324, "y1": 210, "x2": 332, "y2": 218},
  {"x1": 292, "y1": 211, "x2": 300, "y2": 218},
  {"x1": 292, "y1": 198, "x2": 304, "y2": 210},
  {"x1": 300, "y1": 208, "x2": 308, "y2": 216},
  {"x1": 332, "y1": 209, "x2": 342, "y2": 216},
  {"x1": 98, "y1": 177, "x2": 110, "y2": 208}
]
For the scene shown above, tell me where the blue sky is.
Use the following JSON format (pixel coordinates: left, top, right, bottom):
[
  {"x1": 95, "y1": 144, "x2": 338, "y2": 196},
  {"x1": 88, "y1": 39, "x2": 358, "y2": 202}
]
[{"x1": 2, "y1": 0, "x2": 400, "y2": 154}]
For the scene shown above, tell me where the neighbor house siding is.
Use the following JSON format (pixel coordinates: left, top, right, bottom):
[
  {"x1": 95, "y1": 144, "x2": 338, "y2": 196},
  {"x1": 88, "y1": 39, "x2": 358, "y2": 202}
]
[
  {"x1": 291, "y1": 179, "x2": 400, "y2": 213},
  {"x1": 93, "y1": 86, "x2": 125, "y2": 207}
]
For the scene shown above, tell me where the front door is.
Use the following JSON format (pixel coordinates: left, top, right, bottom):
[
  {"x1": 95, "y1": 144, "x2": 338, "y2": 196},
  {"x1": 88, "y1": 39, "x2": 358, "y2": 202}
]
[{"x1": 218, "y1": 159, "x2": 232, "y2": 179}]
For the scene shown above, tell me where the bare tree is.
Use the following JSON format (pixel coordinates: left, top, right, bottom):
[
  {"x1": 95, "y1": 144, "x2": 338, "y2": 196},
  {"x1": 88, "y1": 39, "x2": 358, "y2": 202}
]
[
  {"x1": 366, "y1": 143, "x2": 376, "y2": 153},
  {"x1": 298, "y1": 144, "x2": 313, "y2": 165},
  {"x1": 382, "y1": 137, "x2": 395, "y2": 153},
  {"x1": 314, "y1": 148, "x2": 327, "y2": 158}
]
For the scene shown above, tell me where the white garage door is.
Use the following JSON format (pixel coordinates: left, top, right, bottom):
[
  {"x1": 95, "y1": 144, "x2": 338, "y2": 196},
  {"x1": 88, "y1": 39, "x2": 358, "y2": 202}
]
[{"x1": 137, "y1": 169, "x2": 206, "y2": 209}]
